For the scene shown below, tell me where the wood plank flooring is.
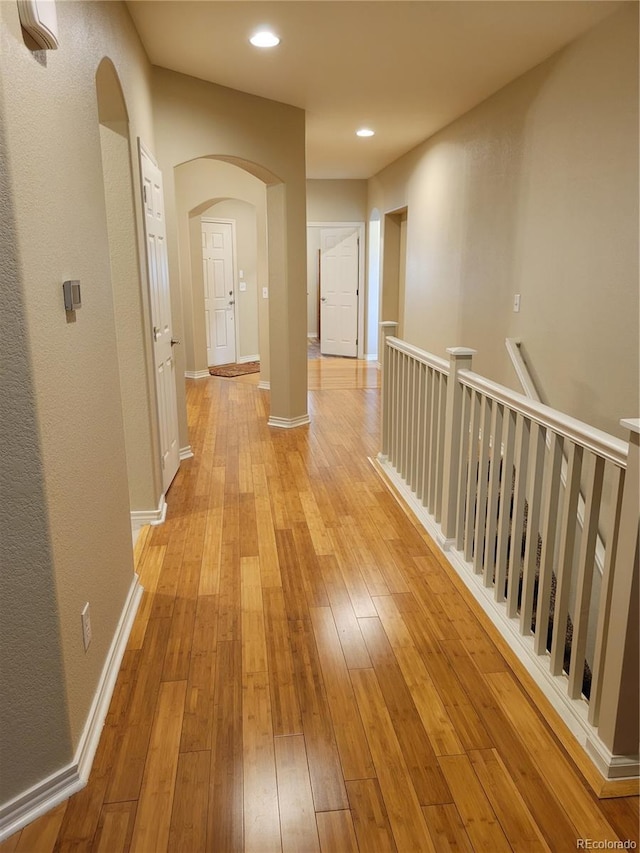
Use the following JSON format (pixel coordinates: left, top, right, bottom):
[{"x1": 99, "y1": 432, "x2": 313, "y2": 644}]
[{"x1": 3, "y1": 357, "x2": 638, "y2": 852}]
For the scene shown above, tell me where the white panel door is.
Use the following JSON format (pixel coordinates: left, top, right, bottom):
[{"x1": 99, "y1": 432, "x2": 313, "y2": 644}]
[
  {"x1": 202, "y1": 219, "x2": 236, "y2": 366},
  {"x1": 139, "y1": 145, "x2": 180, "y2": 493},
  {"x1": 320, "y1": 227, "x2": 359, "y2": 357}
]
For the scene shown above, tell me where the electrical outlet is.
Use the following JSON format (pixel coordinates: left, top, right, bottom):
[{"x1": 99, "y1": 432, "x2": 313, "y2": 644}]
[{"x1": 81, "y1": 602, "x2": 92, "y2": 651}]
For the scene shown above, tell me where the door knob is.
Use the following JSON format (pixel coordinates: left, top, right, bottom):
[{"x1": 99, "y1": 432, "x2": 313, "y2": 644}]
[
  {"x1": 171, "y1": 338, "x2": 180, "y2": 346},
  {"x1": 228, "y1": 299, "x2": 235, "y2": 306},
  {"x1": 153, "y1": 325, "x2": 161, "y2": 341},
  {"x1": 320, "y1": 297, "x2": 327, "y2": 302}
]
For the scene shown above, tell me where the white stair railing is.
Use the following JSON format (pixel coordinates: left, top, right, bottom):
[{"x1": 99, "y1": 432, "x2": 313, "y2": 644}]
[
  {"x1": 379, "y1": 328, "x2": 639, "y2": 782},
  {"x1": 506, "y1": 338, "x2": 609, "y2": 589}
]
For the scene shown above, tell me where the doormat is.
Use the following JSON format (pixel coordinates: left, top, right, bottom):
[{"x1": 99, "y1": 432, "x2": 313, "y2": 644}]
[{"x1": 209, "y1": 361, "x2": 260, "y2": 378}]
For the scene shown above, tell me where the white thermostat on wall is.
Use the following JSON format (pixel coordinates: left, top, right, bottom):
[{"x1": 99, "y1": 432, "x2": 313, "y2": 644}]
[
  {"x1": 63, "y1": 280, "x2": 81, "y2": 312},
  {"x1": 17, "y1": 0, "x2": 59, "y2": 50}
]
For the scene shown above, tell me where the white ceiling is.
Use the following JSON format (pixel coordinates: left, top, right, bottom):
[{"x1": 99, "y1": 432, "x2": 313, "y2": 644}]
[{"x1": 127, "y1": 1, "x2": 621, "y2": 179}]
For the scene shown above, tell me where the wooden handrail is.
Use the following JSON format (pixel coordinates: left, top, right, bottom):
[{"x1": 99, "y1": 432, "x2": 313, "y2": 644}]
[
  {"x1": 385, "y1": 336, "x2": 449, "y2": 374},
  {"x1": 505, "y1": 338, "x2": 541, "y2": 402},
  {"x1": 458, "y1": 369, "x2": 628, "y2": 468}
]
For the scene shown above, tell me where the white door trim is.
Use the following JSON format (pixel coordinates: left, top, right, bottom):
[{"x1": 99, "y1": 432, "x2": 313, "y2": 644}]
[
  {"x1": 308, "y1": 221, "x2": 365, "y2": 359},
  {"x1": 202, "y1": 217, "x2": 239, "y2": 366}
]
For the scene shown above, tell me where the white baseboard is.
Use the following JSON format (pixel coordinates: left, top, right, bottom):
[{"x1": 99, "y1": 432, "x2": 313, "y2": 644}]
[
  {"x1": 372, "y1": 455, "x2": 639, "y2": 784},
  {"x1": 0, "y1": 575, "x2": 143, "y2": 842},
  {"x1": 237, "y1": 354, "x2": 260, "y2": 364},
  {"x1": 258, "y1": 380, "x2": 270, "y2": 391},
  {"x1": 586, "y1": 736, "x2": 640, "y2": 780},
  {"x1": 184, "y1": 370, "x2": 210, "y2": 380},
  {"x1": 130, "y1": 495, "x2": 167, "y2": 537},
  {"x1": 179, "y1": 446, "x2": 194, "y2": 461},
  {"x1": 267, "y1": 414, "x2": 311, "y2": 429}
]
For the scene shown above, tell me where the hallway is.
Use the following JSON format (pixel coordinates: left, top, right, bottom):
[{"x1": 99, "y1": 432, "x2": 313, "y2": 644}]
[{"x1": 4, "y1": 361, "x2": 637, "y2": 852}]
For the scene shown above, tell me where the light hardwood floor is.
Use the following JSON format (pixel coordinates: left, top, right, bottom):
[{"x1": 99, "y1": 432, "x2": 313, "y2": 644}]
[{"x1": 3, "y1": 358, "x2": 638, "y2": 852}]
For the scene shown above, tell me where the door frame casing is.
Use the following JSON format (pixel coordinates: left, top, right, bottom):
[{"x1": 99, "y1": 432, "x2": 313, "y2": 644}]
[
  {"x1": 201, "y1": 216, "x2": 240, "y2": 366},
  {"x1": 308, "y1": 221, "x2": 365, "y2": 359}
]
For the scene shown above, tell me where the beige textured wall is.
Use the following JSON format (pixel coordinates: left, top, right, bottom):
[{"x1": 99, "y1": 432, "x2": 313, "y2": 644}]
[
  {"x1": 174, "y1": 158, "x2": 267, "y2": 376},
  {"x1": 152, "y1": 68, "x2": 307, "y2": 423},
  {"x1": 0, "y1": 0, "x2": 155, "y2": 803},
  {"x1": 369, "y1": 6, "x2": 638, "y2": 438},
  {"x1": 307, "y1": 179, "x2": 368, "y2": 222}
]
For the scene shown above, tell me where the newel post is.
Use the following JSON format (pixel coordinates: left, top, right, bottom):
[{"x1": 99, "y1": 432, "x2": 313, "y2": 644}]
[
  {"x1": 379, "y1": 321, "x2": 399, "y2": 461},
  {"x1": 595, "y1": 419, "x2": 639, "y2": 773},
  {"x1": 440, "y1": 347, "x2": 476, "y2": 546}
]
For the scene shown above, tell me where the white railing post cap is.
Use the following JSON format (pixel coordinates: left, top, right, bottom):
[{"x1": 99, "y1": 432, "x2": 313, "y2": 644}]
[
  {"x1": 446, "y1": 347, "x2": 476, "y2": 358},
  {"x1": 620, "y1": 418, "x2": 640, "y2": 435}
]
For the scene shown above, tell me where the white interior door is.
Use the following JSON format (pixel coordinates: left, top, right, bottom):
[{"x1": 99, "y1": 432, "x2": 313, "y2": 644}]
[
  {"x1": 139, "y1": 145, "x2": 180, "y2": 494},
  {"x1": 202, "y1": 219, "x2": 236, "y2": 366},
  {"x1": 320, "y1": 227, "x2": 359, "y2": 357}
]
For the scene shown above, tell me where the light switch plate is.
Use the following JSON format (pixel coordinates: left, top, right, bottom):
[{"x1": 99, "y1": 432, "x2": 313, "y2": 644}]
[{"x1": 63, "y1": 280, "x2": 82, "y2": 311}]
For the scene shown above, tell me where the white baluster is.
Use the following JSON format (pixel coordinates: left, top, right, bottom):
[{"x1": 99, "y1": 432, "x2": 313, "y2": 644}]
[
  {"x1": 464, "y1": 390, "x2": 482, "y2": 563},
  {"x1": 483, "y1": 402, "x2": 504, "y2": 589},
  {"x1": 494, "y1": 408, "x2": 516, "y2": 602},
  {"x1": 435, "y1": 374, "x2": 447, "y2": 523},
  {"x1": 507, "y1": 415, "x2": 530, "y2": 619},
  {"x1": 473, "y1": 395, "x2": 492, "y2": 575},
  {"x1": 402, "y1": 352, "x2": 410, "y2": 480},
  {"x1": 391, "y1": 347, "x2": 399, "y2": 468},
  {"x1": 428, "y1": 370, "x2": 439, "y2": 513},
  {"x1": 455, "y1": 387, "x2": 471, "y2": 552},
  {"x1": 533, "y1": 431, "x2": 564, "y2": 656},
  {"x1": 550, "y1": 441, "x2": 583, "y2": 675},
  {"x1": 568, "y1": 452, "x2": 605, "y2": 699},
  {"x1": 422, "y1": 368, "x2": 434, "y2": 509},
  {"x1": 520, "y1": 422, "x2": 546, "y2": 636},
  {"x1": 414, "y1": 362, "x2": 427, "y2": 501},
  {"x1": 588, "y1": 465, "x2": 624, "y2": 725},
  {"x1": 407, "y1": 357, "x2": 416, "y2": 489}
]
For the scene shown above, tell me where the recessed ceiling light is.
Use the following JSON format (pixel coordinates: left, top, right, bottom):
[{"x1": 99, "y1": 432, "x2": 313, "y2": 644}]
[
  {"x1": 250, "y1": 30, "x2": 280, "y2": 48},
  {"x1": 356, "y1": 128, "x2": 375, "y2": 137}
]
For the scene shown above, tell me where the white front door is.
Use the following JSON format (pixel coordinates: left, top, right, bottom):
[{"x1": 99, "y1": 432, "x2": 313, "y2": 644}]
[
  {"x1": 202, "y1": 219, "x2": 236, "y2": 366},
  {"x1": 320, "y1": 227, "x2": 359, "y2": 357},
  {"x1": 139, "y1": 144, "x2": 180, "y2": 494}
]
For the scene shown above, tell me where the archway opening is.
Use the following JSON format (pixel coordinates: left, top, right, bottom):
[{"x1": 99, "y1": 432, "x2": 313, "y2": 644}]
[{"x1": 96, "y1": 58, "x2": 161, "y2": 531}]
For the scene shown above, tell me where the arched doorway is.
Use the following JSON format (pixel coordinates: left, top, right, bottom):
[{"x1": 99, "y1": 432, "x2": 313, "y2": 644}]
[
  {"x1": 95, "y1": 58, "x2": 165, "y2": 530},
  {"x1": 173, "y1": 156, "x2": 309, "y2": 427}
]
